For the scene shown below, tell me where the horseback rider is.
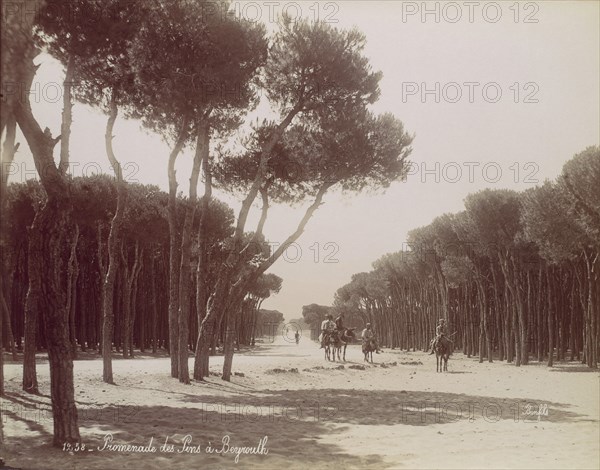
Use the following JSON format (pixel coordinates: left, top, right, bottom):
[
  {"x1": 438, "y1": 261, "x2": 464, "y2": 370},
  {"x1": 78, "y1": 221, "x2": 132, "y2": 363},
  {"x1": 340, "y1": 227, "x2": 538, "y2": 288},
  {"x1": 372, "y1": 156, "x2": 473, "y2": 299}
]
[
  {"x1": 429, "y1": 318, "x2": 452, "y2": 354},
  {"x1": 334, "y1": 313, "x2": 346, "y2": 344},
  {"x1": 319, "y1": 315, "x2": 336, "y2": 348},
  {"x1": 335, "y1": 313, "x2": 344, "y2": 331},
  {"x1": 361, "y1": 323, "x2": 381, "y2": 354}
]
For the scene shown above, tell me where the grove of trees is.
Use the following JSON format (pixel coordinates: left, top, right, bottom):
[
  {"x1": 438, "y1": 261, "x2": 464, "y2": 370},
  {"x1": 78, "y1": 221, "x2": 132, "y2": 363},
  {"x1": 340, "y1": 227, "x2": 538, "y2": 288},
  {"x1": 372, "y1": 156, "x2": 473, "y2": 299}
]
[
  {"x1": 1, "y1": 0, "x2": 412, "y2": 446},
  {"x1": 329, "y1": 147, "x2": 599, "y2": 369}
]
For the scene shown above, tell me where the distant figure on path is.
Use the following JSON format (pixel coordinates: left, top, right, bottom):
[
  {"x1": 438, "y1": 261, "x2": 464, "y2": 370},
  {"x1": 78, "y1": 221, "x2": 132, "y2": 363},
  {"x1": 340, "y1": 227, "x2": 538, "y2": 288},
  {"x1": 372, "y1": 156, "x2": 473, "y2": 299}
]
[{"x1": 295, "y1": 330, "x2": 300, "y2": 344}]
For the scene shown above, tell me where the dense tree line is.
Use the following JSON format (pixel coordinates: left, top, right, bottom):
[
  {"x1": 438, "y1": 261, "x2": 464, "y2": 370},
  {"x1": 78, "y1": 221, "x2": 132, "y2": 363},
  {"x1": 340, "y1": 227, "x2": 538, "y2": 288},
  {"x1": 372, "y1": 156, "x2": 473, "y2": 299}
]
[
  {"x1": 250, "y1": 309, "x2": 286, "y2": 344},
  {"x1": 2, "y1": 0, "x2": 412, "y2": 445},
  {"x1": 332, "y1": 148, "x2": 599, "y2": 368},
  {"x1": 2, "y1": 176, "x2": 283, "y2": 357},
  {"x1": 238, "y1": 275, "x2": 283, "y2": 346}
]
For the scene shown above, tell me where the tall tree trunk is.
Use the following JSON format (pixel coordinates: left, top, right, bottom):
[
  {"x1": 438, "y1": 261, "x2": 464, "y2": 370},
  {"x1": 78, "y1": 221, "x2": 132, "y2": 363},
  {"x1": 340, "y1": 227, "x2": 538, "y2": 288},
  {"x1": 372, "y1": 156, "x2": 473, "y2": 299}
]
[
  {"x1": 490, "y1": 264, "x2": 504, "y2": 361},
  {"x1": 59, "y1": 55, "x2": 74, "y2": 175},
  {"x1": 67, "y1": 224, "x2": 80, "y2": 357},
  {"x1": 513, "y1": 257, "x2": 528, "y2": 365},
  {"x1": 222, "y1": 313, "x2": 235, "y2": 381},
  {"x1": 193, "y1": 121, "x2": 213, "y2": 380},
  {"x1": 2, "y1": 281, "x2": 16, "y2": 361},
  {"x1": 97, "y1": 225, "x2": 106, "y2": 355},
  {"x1": 101, "y1": 92, "x2": 126, "y2": 383},
  {"x1": 167, "y1": 117, "x2": 190, "y2": 378},
  {"x1": 197, "y1": 275, "x2": 230, "y2": 380},
  {"x1": 221, "y1": 290, "x2": 245, "y2": 381},
  {"x1": 121, "y1": 241, "x2": 132, "y2": 359},
  {"x1": 41, "y1": 202, "x2": 81, "y2": 445},
  {"x1": 547, "y1": 267, "x2": 555, "y2": 367},
  {"x1": 499, "y1": 253, "x2": 521, "y2": 366},
  {"x1": 475, "y1": 279, "x2": 486, "y2": 363},
  {"x1": 138, "y1": 261, "x2": 146, "y2": 354},
  {"x1": 584, "y1": 251, "x2": 598, "y2": 368},
  {"x1": 78, "y1": 271, "x2": 87, "y2": 352},
  {"x1": 14, "y1": 31, "x2": 80, "y2": 441},
  {"x1": 178, "y1": 122, "x2": 206, "y2": 383},
  {"x1": 537, "y1": 265, "x2": 544, "y2": 362},
  {"x1": 127, "y1": 243, "x2": 142, "y2": 359},
  {"x1": 23, "y1": 211, "x2": 41, "y2": 394},
  {"x1": 151, "y1": 259, "x2": 158, "y2": 354}
]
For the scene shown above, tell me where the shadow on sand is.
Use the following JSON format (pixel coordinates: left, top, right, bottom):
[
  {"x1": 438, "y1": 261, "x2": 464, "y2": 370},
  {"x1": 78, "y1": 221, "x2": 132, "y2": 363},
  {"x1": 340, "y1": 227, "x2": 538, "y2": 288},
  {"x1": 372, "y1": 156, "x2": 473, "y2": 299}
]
[{"x1": 3, "y1": 383, "x2": 593, "y2": 470}]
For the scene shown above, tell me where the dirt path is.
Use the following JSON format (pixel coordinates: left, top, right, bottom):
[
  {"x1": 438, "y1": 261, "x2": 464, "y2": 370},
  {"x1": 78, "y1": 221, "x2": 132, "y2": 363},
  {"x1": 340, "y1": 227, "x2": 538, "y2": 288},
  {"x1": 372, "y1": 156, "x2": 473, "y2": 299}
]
[{"x1": 2, "y1": 338, "x2": 599, "y2": 469}]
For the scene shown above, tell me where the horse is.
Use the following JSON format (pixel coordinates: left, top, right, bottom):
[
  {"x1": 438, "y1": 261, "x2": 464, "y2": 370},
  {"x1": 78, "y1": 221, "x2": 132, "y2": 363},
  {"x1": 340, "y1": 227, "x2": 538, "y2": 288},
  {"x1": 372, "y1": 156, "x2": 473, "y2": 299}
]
[
  {"x1": 435, "y1": 336, "x2": 452, "y2": 372},
  {"x1": 323, "y1": 332, "x2": 338, "y2": 361},
  {"x1": 334, "y1": 328, "x2": 356, "y2": 361},
  {"x1": 362, "y1": 338, "x2": 377, "y2": 363}
]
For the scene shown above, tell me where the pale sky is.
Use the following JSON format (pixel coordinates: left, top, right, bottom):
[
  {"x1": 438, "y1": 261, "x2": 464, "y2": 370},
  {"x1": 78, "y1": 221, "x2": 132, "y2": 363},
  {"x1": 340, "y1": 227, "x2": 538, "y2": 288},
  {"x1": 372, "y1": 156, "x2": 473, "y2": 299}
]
[{"x1": 8, "y1": 1, "x2": 600, "y2": 320}]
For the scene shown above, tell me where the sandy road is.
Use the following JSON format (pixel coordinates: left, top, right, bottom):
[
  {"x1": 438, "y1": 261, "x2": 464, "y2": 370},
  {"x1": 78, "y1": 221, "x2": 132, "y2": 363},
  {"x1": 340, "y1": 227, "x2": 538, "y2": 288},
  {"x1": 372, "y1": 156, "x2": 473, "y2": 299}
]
[{"x1": 1, "y1": 336, "x2": 599, "y2": 469}]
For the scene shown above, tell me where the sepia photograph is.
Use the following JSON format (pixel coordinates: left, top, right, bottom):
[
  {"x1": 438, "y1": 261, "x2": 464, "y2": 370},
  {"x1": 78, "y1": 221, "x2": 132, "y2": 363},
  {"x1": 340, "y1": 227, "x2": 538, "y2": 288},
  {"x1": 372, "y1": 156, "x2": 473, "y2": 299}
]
[{"x1": 1, "y1": 0, "x2": 599, "y2": 469}]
